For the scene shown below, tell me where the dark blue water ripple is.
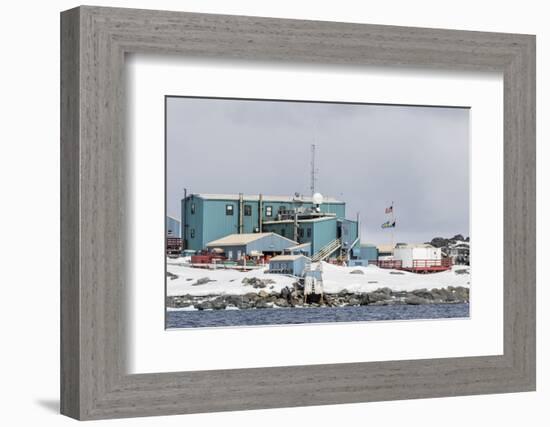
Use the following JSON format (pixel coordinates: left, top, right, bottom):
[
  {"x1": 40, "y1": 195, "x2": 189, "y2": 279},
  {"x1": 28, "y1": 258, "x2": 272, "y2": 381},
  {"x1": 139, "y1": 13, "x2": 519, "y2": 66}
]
[{"x1": 167, "y1": 303, "x2": 469, "y2": 329}]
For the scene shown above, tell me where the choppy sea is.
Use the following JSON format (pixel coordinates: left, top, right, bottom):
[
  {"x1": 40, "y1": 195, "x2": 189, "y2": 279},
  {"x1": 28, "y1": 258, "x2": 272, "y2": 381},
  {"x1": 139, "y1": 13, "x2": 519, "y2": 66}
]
[{"x1": 166, "y1": 303, "x2": 469, "y2": 329}]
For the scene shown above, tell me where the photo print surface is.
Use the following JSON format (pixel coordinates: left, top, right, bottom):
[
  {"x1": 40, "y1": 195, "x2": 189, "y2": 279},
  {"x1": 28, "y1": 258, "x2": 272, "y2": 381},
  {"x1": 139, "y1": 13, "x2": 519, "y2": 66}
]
[{"x1": 165, "y1": 96, "x2": 470, "y2": 329}]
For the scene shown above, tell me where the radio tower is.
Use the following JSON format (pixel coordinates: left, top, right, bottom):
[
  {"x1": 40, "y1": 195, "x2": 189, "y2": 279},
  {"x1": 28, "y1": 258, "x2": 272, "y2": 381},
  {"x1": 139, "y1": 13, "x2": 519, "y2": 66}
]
[{"x1": 310, "y1": 144, "x2": 317, "y2": 196}]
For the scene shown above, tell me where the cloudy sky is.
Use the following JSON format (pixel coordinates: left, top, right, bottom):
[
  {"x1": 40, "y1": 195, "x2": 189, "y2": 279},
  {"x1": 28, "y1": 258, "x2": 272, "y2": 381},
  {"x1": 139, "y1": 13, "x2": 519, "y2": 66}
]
[{"x1": 166, "y1": 96, "x2": 470, "y2": 245}]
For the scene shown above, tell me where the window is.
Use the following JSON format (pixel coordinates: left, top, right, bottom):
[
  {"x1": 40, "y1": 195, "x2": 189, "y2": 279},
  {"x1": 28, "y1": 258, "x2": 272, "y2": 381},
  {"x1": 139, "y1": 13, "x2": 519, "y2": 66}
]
[
  {"x1": 226, "y1": 204, "x2": 234, "y2": 216},
  {"x1": 191, "y1": 203, "x2": 195, "y2": 214},
  {"x1": 279, "y1": 206, "x2": 287, "y2": 213},
  {"x1": 298, "y1": 228, "x2": 304, "y2": 238},
  {"x1": 265, "y1": 205, "x2": 273, "y2": 217},
  {"x1": 281, "y1": 228, "x2": 286, "y2": 237},
  {"x1": 190, "y1": 228, "x2": 195, "y2": 238},
  {"x1": 244, "y1": 204, "x2": 252, "y2": 216},
  {"x1": 306, "y1": 228, "x2": 311, "y2": 238}
]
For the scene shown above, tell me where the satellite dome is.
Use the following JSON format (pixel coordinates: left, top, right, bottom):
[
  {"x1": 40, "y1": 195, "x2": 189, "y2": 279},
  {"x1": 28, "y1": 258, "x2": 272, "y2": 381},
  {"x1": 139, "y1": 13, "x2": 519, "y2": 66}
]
[{"x1": 312, "y1": 192, "x2": 324, "y2": 205}]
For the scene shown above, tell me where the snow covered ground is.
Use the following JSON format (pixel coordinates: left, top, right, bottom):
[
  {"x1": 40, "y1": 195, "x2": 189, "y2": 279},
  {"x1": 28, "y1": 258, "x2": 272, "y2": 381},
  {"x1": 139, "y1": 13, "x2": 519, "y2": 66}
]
[{"x1": 166, "y1": 257, "x2": 470, "y2": 297}]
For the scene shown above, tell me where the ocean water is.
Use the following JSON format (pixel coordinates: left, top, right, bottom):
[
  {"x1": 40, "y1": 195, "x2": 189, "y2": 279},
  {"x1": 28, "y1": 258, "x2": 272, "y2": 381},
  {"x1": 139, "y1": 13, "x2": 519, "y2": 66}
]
[{"x1": 166, "y1": 303, "x2": 469, "y2": 329}]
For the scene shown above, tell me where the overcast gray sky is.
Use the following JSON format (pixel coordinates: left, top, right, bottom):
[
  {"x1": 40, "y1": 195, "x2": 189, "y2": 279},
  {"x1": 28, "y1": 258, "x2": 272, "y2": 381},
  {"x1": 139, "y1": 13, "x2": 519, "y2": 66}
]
[{"x1": 166, "y1": 97, "x2": 469, "y2": 245}]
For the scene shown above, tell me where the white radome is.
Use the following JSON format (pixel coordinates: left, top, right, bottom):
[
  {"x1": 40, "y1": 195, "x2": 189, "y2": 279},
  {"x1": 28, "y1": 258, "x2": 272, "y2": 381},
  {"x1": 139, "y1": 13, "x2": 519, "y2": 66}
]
[{"x1": 312, "y1": 192, "x2": 324, "y2": 205}]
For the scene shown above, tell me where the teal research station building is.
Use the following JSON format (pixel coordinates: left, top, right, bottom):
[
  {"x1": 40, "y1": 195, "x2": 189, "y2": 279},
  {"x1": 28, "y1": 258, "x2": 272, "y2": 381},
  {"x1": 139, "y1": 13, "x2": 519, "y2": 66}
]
[{"x1": 180, "y1": 193, "x2": 360, "y2": 262}]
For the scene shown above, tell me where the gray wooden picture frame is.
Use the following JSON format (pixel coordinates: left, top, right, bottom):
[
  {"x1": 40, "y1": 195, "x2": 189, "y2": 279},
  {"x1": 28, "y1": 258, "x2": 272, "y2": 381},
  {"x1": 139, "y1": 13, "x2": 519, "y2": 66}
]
[{"x1": 60, "y1": 5, "x2": 536, "y2": 420}]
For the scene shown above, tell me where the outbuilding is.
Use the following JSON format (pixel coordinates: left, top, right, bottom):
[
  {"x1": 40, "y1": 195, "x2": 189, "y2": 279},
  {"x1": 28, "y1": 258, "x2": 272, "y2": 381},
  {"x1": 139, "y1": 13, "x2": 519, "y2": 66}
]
[
  {"x1": 268, "y1": 254, "x2": 311, "y2": 277},
  {"x1": 206, "y1": 232, "x2": 299, "y2": 261},
  {"x1": 349, "y1": 243, "x2": 379, "y2": 266},
  {"x1": 393, "y1": 243, "x2": 450, "y2": 272}
]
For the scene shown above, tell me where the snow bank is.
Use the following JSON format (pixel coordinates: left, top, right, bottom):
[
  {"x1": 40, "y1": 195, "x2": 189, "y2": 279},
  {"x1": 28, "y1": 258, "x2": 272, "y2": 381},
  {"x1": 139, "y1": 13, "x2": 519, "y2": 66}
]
[
  {"x1": 167, "y1": 259, "x2": 470, "y2": 297},
  {"x1": 166, "y1": 263, "x2": 295, "y2": 297},
  {"x1": 321, "y1": 262, "x2": 470, "y2": 293}
]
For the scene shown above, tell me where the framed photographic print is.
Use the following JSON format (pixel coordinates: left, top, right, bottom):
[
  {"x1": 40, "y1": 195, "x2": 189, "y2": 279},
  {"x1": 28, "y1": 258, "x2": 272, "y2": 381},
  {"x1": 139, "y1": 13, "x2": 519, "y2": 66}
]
[
  {"x1": 61, "y1": 6, "x2": 536, "y2": 420},
  {"x1": 164, "y1": 96, "x2": 472, "y2": 329}
]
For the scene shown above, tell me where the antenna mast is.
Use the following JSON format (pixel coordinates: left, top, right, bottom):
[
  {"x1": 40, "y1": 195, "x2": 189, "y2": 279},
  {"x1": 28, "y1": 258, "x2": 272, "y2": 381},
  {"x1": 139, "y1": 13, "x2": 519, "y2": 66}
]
[{"x1": 310, "y1": 144, "x2": 317, "y2": 196}]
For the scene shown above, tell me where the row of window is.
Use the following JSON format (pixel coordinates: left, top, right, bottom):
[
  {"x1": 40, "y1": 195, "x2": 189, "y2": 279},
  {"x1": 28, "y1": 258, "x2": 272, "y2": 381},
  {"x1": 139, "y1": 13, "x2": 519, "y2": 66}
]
[
  {"x1": 298, "y1": 228, "x2": 312, "y2": 238},
  {"x1": 188, "y1": 226, "x2": 311, "y2": 240},
  {"x1": 189, "y1": 202, "x2": 293, "y2": 217},
  {"x1": 224, "y1": 204, "x2": 278, "y2": 217}
]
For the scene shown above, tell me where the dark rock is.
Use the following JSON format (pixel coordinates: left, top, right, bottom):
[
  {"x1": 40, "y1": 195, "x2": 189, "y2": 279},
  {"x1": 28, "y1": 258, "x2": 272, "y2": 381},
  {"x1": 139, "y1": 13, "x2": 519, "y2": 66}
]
[
  {"x1": 280, "y1": 286, "x2": 291, "y2": 301},
  {"x1": 211, "y1": 298, "x2": 227, "y2": 310},
  {"x1": 290, "y1": 289, "x2": 303, "y2": 299},
  {"x1": 193, "y1": 277, "x2": 213, "y2": 286},
  {"x1": 195, "y1": 301, "x2": 213, "y2": 310},
  {"x1": 242, "y1": 277, "x2": 275, "y2": 288},
  {"x1": 244, "y1": 292, "x2": 259, "y2": 301},
  {"x1": 274, "y1": 298, "x2": 289, "y2": 307},
  {"x1": 359, "y1": 293, "x2": 370, "y2": 305},
  {"x1": 412, "y1": 289, "x2": 434, "y2": 300},
  {"x1": 405, "y1": 295, "x2": 430, "y2": 305},
  {"x1": 237, "y1": 302, "x2": 252, "y2": 309},
  {"x1": 292, "y1": 281, "x2": 304, "y2": 292},
  {"x1": 454, "y1": 286, "x2": 469, "y2": 301},
  {"x1": 166, "y1": 271, "x2": 178, "y2": 280},
  {"x1": 392, "y1": 291, "x2": 409, "y2": 299},
  {"x1": 366, "y1": 291, "x2": 389, "y2": 303},
  {"x1": 254, "y1": 300, "x2": 272, "y2": 309},
  {"x1": 224, "y1": 295, "x2": 242, "y2": 306},
  {"x1": 289, "y1": 298, "x2": 302, "y2": 307}
]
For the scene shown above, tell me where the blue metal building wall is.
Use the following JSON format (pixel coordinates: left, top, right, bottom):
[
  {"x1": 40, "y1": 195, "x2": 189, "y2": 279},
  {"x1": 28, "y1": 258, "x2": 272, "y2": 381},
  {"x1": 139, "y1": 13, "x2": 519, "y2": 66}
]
[
  {"x1": 212, "y1": 244, "x2": 247, "y2": 260},
  {"x1": 166, "y1": 216, "x2": 181, "y2": 237},
  {"x1": 262, "y1": 222, "x2": 295, "y2": 240},
  {"x1": 310, "y1": 218, "x2": 338, "y2": 254},
  {"x1": 269, "y1": 257, "x2": 309, "y2": 276},
  {"x1": 181, "y1": 194, "x2": 347, "y2": 251},
  {"x1": 318, "y1": 202, "x2": 345, "y2": 218},
  {"x1": 242, "y1": 201, "x2": 260, "y2": 234},
  {"x1": 340, "y1": 219, "x2": 359, "y2": 249},
  {"x1": 360, "y1": 245, "x2": 379, "y2": 261},
  {"x1": 183, "y1": 196, "x2": 205, "y2": 251},
  {"x1": 351, "y1": 240, "x2": 362, "y2": 258},
  {"x1": 201, "y1": 199, "x2": 240, "y2": 248},
  {"x1": 293, "y1": 257, "x2": 310, "y2": 276}
]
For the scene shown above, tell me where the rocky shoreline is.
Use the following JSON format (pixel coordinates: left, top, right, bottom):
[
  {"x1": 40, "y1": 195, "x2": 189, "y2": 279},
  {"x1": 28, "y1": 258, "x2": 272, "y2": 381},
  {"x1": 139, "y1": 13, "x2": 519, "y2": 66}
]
[{"x1": 166, "y1": 280, "x2": 469, "y2": 311}]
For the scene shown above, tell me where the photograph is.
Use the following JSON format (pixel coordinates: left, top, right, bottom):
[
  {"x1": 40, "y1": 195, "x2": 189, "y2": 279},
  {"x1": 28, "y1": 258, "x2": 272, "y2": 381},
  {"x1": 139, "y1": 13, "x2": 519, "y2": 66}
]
[{"x1": 165, "y1": 96, "x2": 471, "y2": 329}]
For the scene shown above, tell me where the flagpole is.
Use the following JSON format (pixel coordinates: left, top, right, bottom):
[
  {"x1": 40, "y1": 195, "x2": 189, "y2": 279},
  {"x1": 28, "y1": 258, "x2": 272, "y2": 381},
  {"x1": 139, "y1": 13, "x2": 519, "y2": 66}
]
[{"x1": 391, "y1": 201, "x2": 394, "y2": 251}]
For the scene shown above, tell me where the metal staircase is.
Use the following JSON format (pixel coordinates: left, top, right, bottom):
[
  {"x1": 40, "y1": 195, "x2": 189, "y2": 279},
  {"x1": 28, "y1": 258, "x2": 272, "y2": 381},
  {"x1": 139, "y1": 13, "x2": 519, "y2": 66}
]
[{"x1": 311, "y1": 238, "x2": 342, "y2": 262}]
